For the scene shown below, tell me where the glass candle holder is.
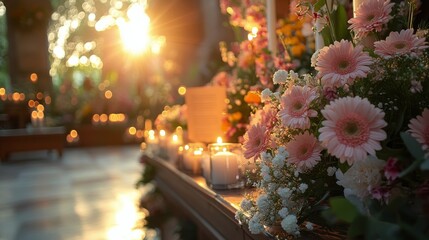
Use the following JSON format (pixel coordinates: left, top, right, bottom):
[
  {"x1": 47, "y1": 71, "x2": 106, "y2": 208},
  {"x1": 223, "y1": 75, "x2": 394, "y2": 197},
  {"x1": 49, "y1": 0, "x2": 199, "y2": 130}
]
[
  {"x1": 208, "y1": 143, "x2": 244, "y2": 190},
  {"x1": 182, "y1": 143, "x2": 206, "y2": 175},
  {"x1": 167, "y1": 134, "x2": 182, "y2": 165}
]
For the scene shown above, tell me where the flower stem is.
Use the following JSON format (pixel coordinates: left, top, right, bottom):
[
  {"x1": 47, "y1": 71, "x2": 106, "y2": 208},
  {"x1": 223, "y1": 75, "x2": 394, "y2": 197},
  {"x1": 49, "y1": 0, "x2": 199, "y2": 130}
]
[{"x1": 325, "y1": 1, "x2": 337, "y2": 42}]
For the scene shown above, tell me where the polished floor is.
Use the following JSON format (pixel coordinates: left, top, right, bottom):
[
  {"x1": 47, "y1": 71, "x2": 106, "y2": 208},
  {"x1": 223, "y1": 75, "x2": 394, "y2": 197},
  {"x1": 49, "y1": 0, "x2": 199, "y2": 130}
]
[{"x1": 0, "y1": 145, "x2": 158, "y2": 240}]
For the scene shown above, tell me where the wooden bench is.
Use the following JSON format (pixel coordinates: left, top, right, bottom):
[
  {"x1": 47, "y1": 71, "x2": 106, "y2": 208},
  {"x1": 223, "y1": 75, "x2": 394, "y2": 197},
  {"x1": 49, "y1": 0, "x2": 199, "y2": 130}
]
[{"x1": 0, "y1": 127, "x2": 66, "y2": 161}]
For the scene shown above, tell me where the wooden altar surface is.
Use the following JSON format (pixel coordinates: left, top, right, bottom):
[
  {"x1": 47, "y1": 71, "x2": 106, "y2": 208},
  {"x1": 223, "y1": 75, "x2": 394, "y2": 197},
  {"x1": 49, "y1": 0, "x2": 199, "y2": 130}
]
[{"x1": 142, "y1": 154, "x2": 267, "y2": 240}]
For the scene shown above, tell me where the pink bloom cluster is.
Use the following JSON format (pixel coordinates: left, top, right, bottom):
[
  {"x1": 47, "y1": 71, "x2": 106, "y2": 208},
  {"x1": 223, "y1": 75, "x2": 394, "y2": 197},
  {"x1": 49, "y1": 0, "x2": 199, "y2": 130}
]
[
  {"x1": 348, "y1": 0, "x2": 395, "y2": 39},
  {"x1": 315, "y1": 40, "x2": 372, "y2": 88},
  {"x1": 374, "y1": 29, "x2": 429, "y2": 58},
  {"x1": 319, "y1": 96, "x2": 387, "y2": 165},
  {"x1": 279, "y1": 85, "x2": 318, "y2": 129}
]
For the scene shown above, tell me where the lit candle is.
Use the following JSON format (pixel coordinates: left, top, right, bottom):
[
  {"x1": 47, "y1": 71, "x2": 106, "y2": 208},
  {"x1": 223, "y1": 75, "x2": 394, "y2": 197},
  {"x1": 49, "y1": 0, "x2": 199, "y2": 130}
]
[
  {"x1": 92, "y1": 114, "x2": 100, "y2": 125},
  {"x1": 37, "y1": 110, "x2": 44, "y2": 127},
  {"x1": 183, "y1": 145, "x2": 206, "y2": 175},
  {"x1": 266, "y1": 0, "x2": 277, "y2": 56},
  {"x1": 145, "y1": 130, "x2": 159, "y2": 155},
  {"x1": 31, "y1": 110, "x2": 38, "y2": 127},
  {"x1": 168, "y1": 134, "x2": 181, "y2": 164},
  {"x1": 159, "y1": 129, "x2": 167, "y2": 149},
  {"x1": 210, "y1": 148, "x2": 239, "y2": 186},
  {"x1": 201, "y1": 153, "x2": 211, "y2": 181},
  {"x1": 208, "y1": 139, "x2": 244, "y2": 189}
]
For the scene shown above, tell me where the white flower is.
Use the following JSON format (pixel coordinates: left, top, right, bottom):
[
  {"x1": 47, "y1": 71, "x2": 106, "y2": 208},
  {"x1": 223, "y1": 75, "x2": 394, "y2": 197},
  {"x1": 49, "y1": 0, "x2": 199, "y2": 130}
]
[
  {"x1": 277, "y1": 187, "x2": 292, "y2": 199},
  {"x1": 336, "y1": 156, "x2": 385, "y2": 200},
  {"x1": 261, "y1": 88, "x2": 273, "y2": 102},
  {"x1": 327, "y1": 166, "x2": 337, "y2": 176},
  {"x1": 256, "y1": 194, "x2": 270, "y2": 213},
  {"x1": 273, "y1": 91, "x2": 281, "y2": 100},
  {"x1": 273, "y1": 70, "x2": 289, "y2": 84},
  {"x1": 277, "y1": 146, "x2": 289, "y2": 158},
  {"x1": 260, "y1": 151, "x2": 272, "y2": 162},
  {"x1": 262, "y1": 174, "x2": 272, "y2": 183},
  {"x1": 248, "y1": 213, "x2": 264, "y2": 234},
  {"x1": 273, "y1": 170, "x2": 282, "y2": 179},
  {"x1": 311, "y1": 50, "x2": 320, "y2": 67},
  {"x1": 305, "y1": 222, "x2": 314, "y2": 231},
  {"x1": 281, "y1": 215, "x2": 300, "y2": 236},
  {"x1": 278, "y1": 207, "x2": 289, "y2": 218},
  {"x1": 294, "y1": 171, "x2": 300, "y2": 177},
  {"x1": 272, "y1": 155, "x2": 285, "y2": 169},
  {"x1": 299, "y1": 183, "x2": 308, "y2": 193},
  {"x1": 261, "y1": 164, "x2": 270, "y2": 175},
  {"x1": 240, "y1": 198, "x2": 253, "y2": 211},
  {"x1": 289, "y1": 70, "x2": 299, "y2": 81},
  {"x1": 268, "y1": 183, "x2": 278, "y2": 192}
]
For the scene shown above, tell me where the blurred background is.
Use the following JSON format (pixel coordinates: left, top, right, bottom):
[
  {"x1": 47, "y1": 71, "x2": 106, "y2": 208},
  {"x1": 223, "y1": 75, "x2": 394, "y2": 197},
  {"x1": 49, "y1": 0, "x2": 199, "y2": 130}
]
[{"x1": 0, "y1": 0, "x2": 234, "y2": 147}]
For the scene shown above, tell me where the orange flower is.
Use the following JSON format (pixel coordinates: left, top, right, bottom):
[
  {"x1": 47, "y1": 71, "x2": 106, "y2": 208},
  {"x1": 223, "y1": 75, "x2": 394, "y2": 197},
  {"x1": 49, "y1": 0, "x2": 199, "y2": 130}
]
[
  {"x1": 244, "y1": 91, "x2": 261, "y2": 104},
  {"x1": 228, "y1": 112, "x2": 243, "y2": 122},
  {"x1": 221, "y1": 117, "x2": 232, "y2": 132}
]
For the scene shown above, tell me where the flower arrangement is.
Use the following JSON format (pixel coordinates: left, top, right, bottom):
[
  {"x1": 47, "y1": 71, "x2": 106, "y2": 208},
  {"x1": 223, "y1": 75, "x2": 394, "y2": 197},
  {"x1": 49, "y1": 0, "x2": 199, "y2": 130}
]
[
  {"x1": 236, "y1": 0, "x2": 429, "y2": 238},
  {"x1": 154, "y1": 104, "x2": 188, "y2": 133},
  {"x1": 216, "y1": 0, "x2": 314, "y2": 143}
]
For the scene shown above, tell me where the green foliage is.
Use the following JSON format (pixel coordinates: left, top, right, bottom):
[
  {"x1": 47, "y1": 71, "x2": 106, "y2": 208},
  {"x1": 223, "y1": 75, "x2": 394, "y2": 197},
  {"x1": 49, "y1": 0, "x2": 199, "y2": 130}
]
[
  {"x1": 328, "y1": 197, "x2": 358, "y2": 223},
  {"x1": 135, "y1": 163, "x2": 156, "y2": 188},
  {"x1": 314, "y1": 0, "x2": 326, "y2": 12}
]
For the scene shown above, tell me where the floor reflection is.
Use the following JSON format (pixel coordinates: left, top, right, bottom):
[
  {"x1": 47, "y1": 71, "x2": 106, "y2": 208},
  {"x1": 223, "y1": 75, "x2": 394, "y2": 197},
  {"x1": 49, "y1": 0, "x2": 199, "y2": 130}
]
[
  {"x1": 107, "y1": 193, "x2": 144, "y2": 240},
  {"x1": 0, "y1": 146, "x2": 157, "y2": 240}
]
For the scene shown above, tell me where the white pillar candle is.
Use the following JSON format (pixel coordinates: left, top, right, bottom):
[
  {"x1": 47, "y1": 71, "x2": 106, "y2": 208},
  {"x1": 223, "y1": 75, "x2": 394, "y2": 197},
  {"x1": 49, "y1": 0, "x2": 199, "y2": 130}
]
[
  {"x1": 183, "y1": 149, "x2": 205, "y2": 175},
  {"x1": 210, "y1": 150, "x2": 239, "y2": 185},
  {"x1": 201, "y1": 153, "x2": 211, "y2": 181},
  {"x1": 266, "y1": 0, "x2": 277, "y2": 56},
  {"x1": 145, "y1": 130, "x2": 159, "y2": 154},
  {"x1": 314, "y1": 18, "x2": 324, "y2": 51},
  {"x1": 168, "y1": 134, "x2": 181, "y2": 164},
  {"x1": 158, "y1": 129, "x2": 167, "y2": 148}
]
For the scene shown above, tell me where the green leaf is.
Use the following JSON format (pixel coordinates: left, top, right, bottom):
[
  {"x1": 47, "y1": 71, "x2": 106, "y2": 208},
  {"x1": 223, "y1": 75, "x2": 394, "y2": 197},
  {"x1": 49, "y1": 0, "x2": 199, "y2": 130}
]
[
  {"x1": 366, "y1": 217, "x2": 401, "y2": 240},
  {"x1": 400, "y1": 131, "x2": 425, "y2": 160},
  {"x1": 330, "y1": 5, "x2": 351, "y2": 41},
  {"x1": 420, "y1": 158, "x2": 429, "y2": 170},
  {"x1": 314, "y1": 0, "x2": 326, "y2": 12},
  {"x1": 348, "y1": 215, "x2": 367, "y2": 238},
  {"x1": 329, "y1": 196, "x2": 359, "y2": 223},
  {"x1": 321, "y1": 26, "x2": 332, "y2": 46}
]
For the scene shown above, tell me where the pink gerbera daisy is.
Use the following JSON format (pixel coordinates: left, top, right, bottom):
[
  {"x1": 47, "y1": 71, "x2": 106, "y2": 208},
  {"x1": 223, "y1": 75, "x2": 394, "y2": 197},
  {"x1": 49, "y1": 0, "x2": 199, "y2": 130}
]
[
  {"x1": 319, "y1": 96, "x2": 387, "y2": 165},
  {"x1": 243, "y1": 124, "x2": 269, "y2": 159},
  {"x1": 286, "y1": 132, "x2": 323, "y2": 171},
  {"x1": 278, "y1": 85, "x2": 318, "y2": 129},
  {"x1": 348, "y1": 0, "x2": 395, "y2": 39},
  {"x1": 408, "y1": 108, "x2": 429, "y2": 151},
  {"x1": 374, "y1": 29, "x2": 428, "y2": 58},
  {"x1": 316, "y1": 40, "x2": 373, "y2": 88}
]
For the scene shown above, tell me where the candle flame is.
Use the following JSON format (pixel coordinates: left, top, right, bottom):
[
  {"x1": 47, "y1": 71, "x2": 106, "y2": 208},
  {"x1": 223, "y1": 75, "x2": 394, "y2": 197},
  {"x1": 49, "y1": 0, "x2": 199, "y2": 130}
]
[
  {"x1": 159, "y1": 130, "x2": 166, "y2": 137},
  {"x1": 217, "y1": 136, "x2": 223, "y2": 144},
  {"x1": 172, "y1": 134, "x2": 178, "y2": 142}
]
